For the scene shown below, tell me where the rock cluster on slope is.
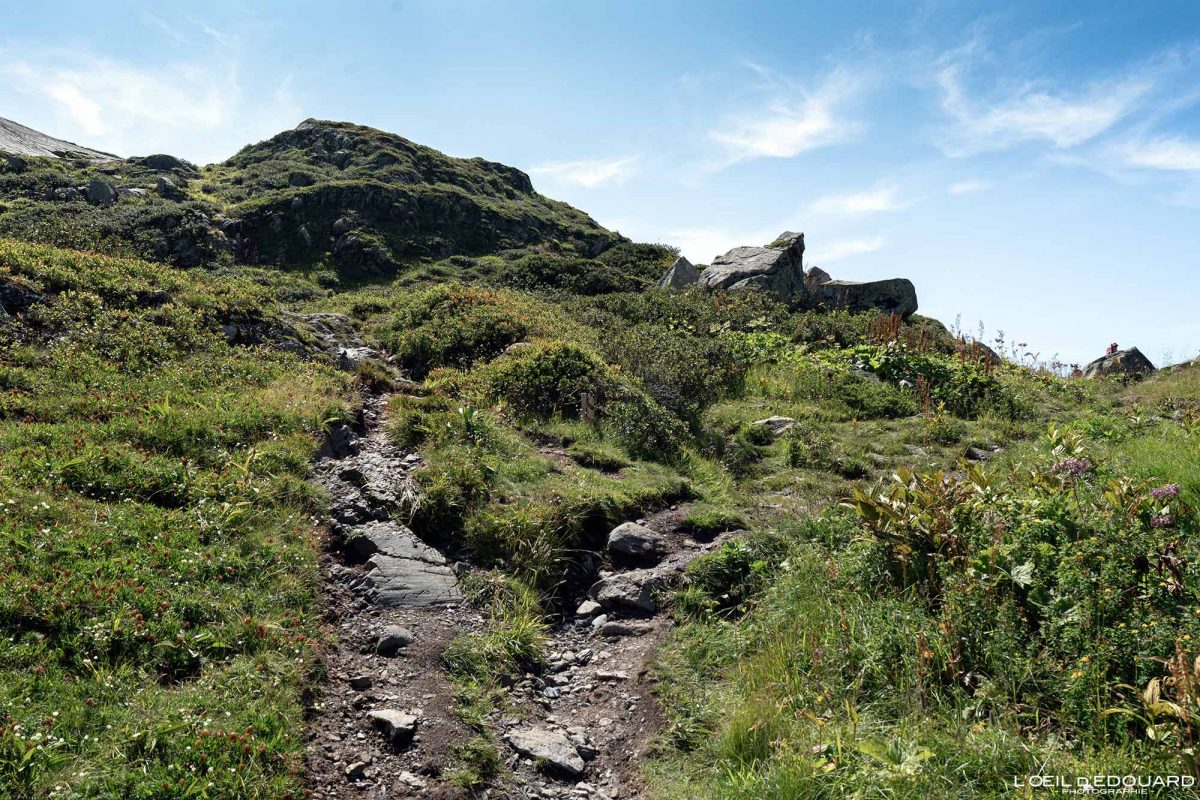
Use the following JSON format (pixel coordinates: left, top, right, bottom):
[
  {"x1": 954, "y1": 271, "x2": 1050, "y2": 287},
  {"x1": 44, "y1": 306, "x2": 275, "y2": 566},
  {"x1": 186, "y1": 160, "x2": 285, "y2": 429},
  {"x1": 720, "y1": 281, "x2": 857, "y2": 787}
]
[{"x1": 659, "y1": 230, "x2": 919, "y2": 317}]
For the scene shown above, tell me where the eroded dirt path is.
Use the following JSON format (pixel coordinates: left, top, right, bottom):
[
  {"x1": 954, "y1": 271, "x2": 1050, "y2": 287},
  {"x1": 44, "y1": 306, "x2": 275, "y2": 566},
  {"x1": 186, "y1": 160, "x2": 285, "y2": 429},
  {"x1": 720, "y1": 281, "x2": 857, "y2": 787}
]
[{"x1": 305, "y1": 391, "x2": 731, "y2": 798}]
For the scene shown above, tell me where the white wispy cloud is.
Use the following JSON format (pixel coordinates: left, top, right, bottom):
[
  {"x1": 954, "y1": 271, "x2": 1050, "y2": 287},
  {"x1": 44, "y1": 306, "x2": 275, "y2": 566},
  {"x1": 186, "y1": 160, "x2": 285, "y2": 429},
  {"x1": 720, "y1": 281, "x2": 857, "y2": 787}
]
[
  {"x1": 948, "y1": 178, "x2": 991, "y2": 195},
  {"x1": 936, "y1": 62, "x2": 1153, "y2": 155},
  {"x1": 808, "y1": 236, "x2": 886, "y2": 263},
  {"x1": 1121, "y1": 136, "x2": 1200, "y2": 172},
  {"x1": 528, "y1": 156, "x2": 639, "y2": 188},
  {"x1": 0, "y1": 30, "x2": 299, "y2": 163},
  {"x1": 709, "y1": 67, "x2": 863, "y2": 165},
  {"x1": 807, "y1": 183, "x2": 906, "y2": 216}
]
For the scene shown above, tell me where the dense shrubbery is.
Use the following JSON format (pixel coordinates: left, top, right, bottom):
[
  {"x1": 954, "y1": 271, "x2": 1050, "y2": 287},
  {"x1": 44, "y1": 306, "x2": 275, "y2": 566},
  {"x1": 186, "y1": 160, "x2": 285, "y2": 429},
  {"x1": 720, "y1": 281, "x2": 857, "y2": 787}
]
[
  {"x1": 501, "y1": 252, "x2": 648, "y2": 295},
  {"x1": 847, "y1": 423, "x2": 1200, "y2": 734},
  {"x1": 377, "y1": 283, "x2": 574, "y2": 378}
]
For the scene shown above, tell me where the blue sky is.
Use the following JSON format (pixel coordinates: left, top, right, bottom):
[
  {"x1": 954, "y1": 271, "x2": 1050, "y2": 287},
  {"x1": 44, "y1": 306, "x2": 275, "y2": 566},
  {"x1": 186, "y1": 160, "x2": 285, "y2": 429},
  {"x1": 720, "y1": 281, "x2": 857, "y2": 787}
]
[{"x1": 2, "y1": 1, "x2": 1199, "y2": 366}]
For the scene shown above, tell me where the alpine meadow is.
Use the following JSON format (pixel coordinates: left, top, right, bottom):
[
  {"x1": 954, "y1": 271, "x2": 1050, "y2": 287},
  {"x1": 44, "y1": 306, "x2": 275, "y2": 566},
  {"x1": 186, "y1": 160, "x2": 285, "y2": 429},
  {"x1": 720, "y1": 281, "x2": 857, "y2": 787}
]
[{"x1": 2, "y1": 5, "x2": 1200, "y2": 798}]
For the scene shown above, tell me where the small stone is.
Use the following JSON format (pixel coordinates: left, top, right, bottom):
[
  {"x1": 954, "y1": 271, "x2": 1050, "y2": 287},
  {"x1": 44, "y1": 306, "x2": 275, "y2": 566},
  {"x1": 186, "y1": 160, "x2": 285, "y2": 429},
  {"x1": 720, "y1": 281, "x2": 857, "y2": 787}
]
[
  {"x1": 367, "y1": 709, "x2": 418, "y2": 746},
  {"x1": 576, "y1": 600, "x2": 602, "y2": 617},
  {"x1": 344, "y1": 761, "x2": 368, "y2": 781},
  {"x1": 376, "y1": 625, "x2": 414, "y2": 655},
  {"x1": 606, "y1": 522, "x2": 665, "y2": 562},
  {"x1": 349, "y1": 674, "x2": 372, "y2": 690},
  {"x1": 750, "y1": 416, "x2": 796, "y2": 436}
]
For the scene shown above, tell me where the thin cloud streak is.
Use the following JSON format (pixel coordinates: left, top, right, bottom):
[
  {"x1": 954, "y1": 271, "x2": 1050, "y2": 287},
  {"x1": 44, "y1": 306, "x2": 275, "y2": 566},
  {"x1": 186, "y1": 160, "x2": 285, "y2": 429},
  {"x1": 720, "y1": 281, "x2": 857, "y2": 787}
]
[
  {"x1": 807, "y1": 184, "x2": 906, "y2": 216},
  {"x1": 708, "y1": 67, "x2": 864, "y2": 166},
  {"x1": 528, "y1": 156, "x2": 640, "y2": 188},
  {"x1": 949, "y1": 178, "x2": 991, "y2": 195},
  {"x1": 1121, "y1": 136, "x2": 1200, "y2": 172}
]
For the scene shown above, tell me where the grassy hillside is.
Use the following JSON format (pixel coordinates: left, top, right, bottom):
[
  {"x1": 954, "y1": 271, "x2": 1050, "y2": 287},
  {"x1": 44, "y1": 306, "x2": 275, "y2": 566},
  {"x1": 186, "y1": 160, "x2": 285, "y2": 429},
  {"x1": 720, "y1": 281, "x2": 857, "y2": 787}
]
[
  {"x1": 2, "y1": 119, "x2": 1198, "y2": 799},
  {"x1": 0, "y1": 241, "x2": 351, "y2": 798}
]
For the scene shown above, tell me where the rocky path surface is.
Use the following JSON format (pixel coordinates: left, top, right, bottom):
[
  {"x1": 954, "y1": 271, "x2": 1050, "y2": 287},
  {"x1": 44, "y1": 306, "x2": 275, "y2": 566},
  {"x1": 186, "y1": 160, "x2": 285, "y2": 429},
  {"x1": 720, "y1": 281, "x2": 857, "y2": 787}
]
[{"x1": 305, "y1": 388, "x2": 733, "y2": 798}]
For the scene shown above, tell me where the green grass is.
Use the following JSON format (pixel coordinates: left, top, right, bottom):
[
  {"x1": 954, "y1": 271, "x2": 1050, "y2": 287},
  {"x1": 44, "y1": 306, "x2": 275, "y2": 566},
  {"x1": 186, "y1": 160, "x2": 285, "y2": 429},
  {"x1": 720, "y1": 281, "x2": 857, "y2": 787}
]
[
  {"x1": 646, "y1": 363, "x2": 1200, "y2": 799},
  {"x1": 6, "y1": 194, "x2": 1196, "y2": 800},
  {"x1": 0, "y1": 240, "x2": 350, "y2": 799}
]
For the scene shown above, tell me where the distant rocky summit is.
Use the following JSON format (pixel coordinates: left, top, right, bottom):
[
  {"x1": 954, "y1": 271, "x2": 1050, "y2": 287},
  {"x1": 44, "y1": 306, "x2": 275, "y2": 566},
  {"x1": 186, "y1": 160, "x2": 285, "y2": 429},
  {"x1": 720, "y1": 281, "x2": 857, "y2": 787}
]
[
  {"x1": 1083, "y1": 347, "x2": 1156, "y2": 379},
  {"x1": 660, "y1": 231, "x2": 918, "y2": 317},
  {"x1": 0, "y1": 116, "x2": 117, "y2": 163}
]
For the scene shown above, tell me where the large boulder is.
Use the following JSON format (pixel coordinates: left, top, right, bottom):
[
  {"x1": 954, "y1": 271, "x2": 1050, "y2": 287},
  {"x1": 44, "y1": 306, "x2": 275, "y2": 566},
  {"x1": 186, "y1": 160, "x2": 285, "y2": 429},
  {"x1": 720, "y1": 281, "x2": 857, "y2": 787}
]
[
  {"x1": 1083, "y1": 347, "x2": 1155, "y2": 379},
  {"x1": 607, "y1": 521, "x2": 665, "y2": 562},
  {"x1": 699, "y1": 231, "x2": 806, "y2": 304},
  {"x1": 0, "y1": 280, "x2": 43, "y2": 316},
  {"x1": 658, "y1": 255, "x2": 700, "y2": 289},
  {"x1": 805, "y1": 278, "x2": 918, "y2": 318},
  {"x1": 86, "y1": 179, "x2": 117, "y2": 205}
]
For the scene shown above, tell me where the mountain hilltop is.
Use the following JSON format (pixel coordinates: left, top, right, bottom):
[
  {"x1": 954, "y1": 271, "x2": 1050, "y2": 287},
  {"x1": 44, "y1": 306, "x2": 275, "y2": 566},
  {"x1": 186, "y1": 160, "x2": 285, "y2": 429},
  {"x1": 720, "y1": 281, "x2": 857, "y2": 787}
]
[{"x1": 1, "y1": 117, "x2": 1196, "y2": 800}]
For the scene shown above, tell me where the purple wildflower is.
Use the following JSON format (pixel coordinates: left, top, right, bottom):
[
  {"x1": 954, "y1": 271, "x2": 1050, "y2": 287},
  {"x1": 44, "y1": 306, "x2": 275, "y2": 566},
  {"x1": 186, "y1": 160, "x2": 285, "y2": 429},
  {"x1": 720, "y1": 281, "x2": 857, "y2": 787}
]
[
  {"x1": 1151, "y1": 484, "x2": 1181, "y2": 500},
  {"x1": 1052, "y1": 457, "x2": 1091, "y2": 478},
  {"x1": 1150, "y1": 514, "x2": 1174, "y2": 528}
]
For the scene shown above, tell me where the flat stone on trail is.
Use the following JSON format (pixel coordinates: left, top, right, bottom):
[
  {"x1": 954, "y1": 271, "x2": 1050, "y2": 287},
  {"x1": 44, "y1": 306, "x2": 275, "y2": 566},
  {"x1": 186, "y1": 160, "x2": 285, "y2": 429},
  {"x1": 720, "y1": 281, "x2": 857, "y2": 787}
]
[
  {"x1": 353, "y1": 521, "x2": 461, "y2": 607},
  {"x1": 598, "y1": 620, "x2": 655, "y2": 637},
  {"x1": 590, "y1": 570, "x2": 663, "y2": 614},
  {"x1": 505, "y1": 727, "x2": 586, "y2": 777},
  {"x1": 606, "y1": 521, "x2": 665, "y2": 561},
  {"x1": 364, "y1": 553, "x2": 461, "y2": 607},
  {"x1": 751, "y1": 416, "x2": 796, "y2": 436},
  {"x1": 367, "y1": 709, "x2": 418, "y2": 746}
]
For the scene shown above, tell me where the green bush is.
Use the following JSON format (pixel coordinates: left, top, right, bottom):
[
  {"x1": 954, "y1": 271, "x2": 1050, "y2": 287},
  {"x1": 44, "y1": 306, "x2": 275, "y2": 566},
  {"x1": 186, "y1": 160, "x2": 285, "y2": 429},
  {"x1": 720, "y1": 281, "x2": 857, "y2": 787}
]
[
  {"x1": 502, "y1": 253, "x2": 646, "y2": 295},
  {"x1": 482, "y1": 341, "x2": 687, "y2": 460},
  {"x1": 379, "y1": 284, "x2": 532, "y2": 377}
]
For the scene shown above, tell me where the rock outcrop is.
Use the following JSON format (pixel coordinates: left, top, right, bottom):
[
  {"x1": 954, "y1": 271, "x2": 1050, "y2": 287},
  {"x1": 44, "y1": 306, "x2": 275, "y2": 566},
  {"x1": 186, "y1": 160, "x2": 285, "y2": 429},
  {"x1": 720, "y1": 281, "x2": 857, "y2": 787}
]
[
  {"x1": 1083, "y1": 348, "x2": 1156, "y2": 379},
  {"x1": 668, "y1": 232, "x2": 919, "y2": 316},
  {"x1": 699, "y1": 231, "x2": 807, "y2": 304},
  {"x1": 657, "y1": 255, "x2": 700, "y2": 289},
  {"x1": 0, "y1": 116, "x2": 118, "y2": 162},
  {"x1": 807, "y1": 277, "x2": 918, "y2": 319}
]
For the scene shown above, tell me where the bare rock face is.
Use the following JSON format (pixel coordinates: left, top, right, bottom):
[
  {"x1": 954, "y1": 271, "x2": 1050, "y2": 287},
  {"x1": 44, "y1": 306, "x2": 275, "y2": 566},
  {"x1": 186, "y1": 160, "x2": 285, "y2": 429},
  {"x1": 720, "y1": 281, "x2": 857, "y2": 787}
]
[
  {"x1": 806, "y1": 277, "x2": 918, "y2": 318},
  {"x1": 658, "y1": 255, "x2": 701, "y2": 289},
  {"x1": 0, "y1": 116, "x2": 118, "y2": 162},
  {"x1": 1083, "y1": 347, "x2": 1156, "y2": 379},
  {"x1": 350, "y1": 521, "x2": 461, "y2": 607},
  {"x1": 699, "y1": 231, "x2": 807, "y2": 304}
]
